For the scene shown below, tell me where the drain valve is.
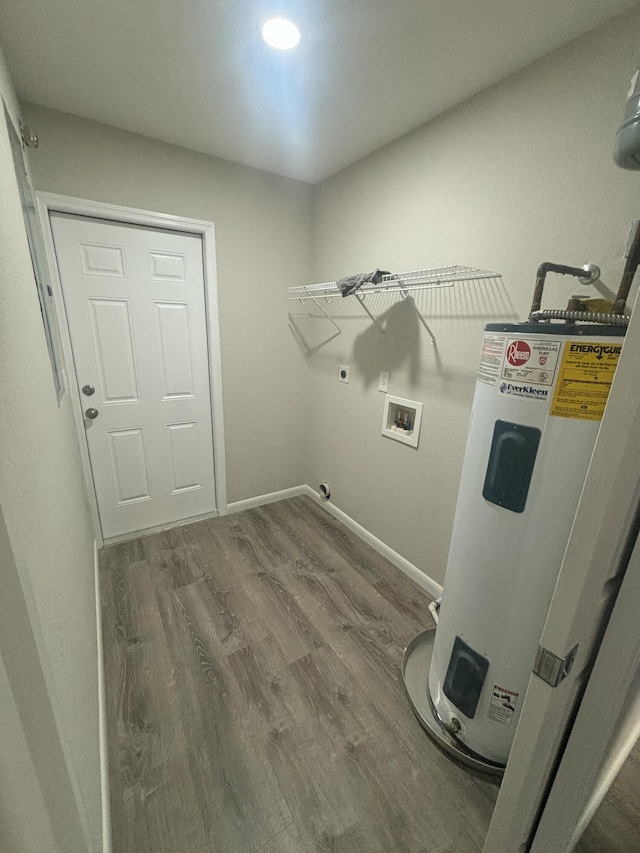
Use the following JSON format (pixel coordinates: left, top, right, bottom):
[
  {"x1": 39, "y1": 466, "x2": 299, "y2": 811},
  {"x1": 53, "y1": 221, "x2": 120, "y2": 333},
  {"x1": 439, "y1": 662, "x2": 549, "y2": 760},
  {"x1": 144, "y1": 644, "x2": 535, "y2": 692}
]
[{"x1": 449, "y1": 717, "x2": 461, "y2": 735}]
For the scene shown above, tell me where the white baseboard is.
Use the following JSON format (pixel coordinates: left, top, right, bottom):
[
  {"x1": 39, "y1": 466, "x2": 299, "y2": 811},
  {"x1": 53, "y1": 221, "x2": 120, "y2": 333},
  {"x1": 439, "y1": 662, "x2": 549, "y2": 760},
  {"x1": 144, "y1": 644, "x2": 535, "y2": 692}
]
[
  {"x1": 227, "y1": 484, "x2": 442, "y2": 599},
  {"x1": 94, "y1": 542, "x2": 112, "y2": 853},
  {"x1": 103, "y1": 508, "x2": 220, "y2": 546},
  {"x1": 226, "y1": 485, "x2": 309, "y2": 515},
  {"x1": 301, "y1": 485, "x2": 443, "y2": 599}
]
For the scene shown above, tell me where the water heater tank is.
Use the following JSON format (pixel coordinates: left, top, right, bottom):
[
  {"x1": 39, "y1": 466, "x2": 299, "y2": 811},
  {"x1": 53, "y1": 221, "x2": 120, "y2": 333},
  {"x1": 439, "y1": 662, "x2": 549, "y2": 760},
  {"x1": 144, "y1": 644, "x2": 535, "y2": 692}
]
[{"x1": 428, "y1": 323, "x2": 624, "y2": 766}]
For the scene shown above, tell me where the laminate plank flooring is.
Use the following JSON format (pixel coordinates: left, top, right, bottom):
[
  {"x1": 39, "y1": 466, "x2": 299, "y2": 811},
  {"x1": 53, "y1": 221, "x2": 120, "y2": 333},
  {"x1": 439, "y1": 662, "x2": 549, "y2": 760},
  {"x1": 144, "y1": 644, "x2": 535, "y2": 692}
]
[
  {"x1": 576, "y1": 740, "x2": 640, "y2": 853},
  {"x1": 101, "y1": 496, "x2": 499, "y2": 852},
  {"x1": 100, "y1": 496, "x2": 639, "y2": 852}
]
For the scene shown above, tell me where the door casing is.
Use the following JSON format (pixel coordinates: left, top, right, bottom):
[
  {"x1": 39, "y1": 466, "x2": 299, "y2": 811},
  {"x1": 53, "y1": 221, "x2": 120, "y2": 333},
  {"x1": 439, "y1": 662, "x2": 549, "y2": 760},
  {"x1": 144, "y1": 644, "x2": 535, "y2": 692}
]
[{"x1": 37, "y1": 192, "x2": 227, "y2": 546}]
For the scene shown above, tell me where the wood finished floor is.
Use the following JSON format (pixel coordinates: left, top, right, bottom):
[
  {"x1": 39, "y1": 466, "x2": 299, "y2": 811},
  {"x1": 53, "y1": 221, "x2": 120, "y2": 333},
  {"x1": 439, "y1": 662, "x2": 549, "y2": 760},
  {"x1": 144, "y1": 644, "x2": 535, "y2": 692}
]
[
  {"x1": 575, "y1": 739, "x2": 640, "y2": 853},
  {"x1": 100, "y1": 496, "x2": 499, "y2": 853},
  {"x1": 100, "y1": 495, "x2": 640, "y2": 852}
]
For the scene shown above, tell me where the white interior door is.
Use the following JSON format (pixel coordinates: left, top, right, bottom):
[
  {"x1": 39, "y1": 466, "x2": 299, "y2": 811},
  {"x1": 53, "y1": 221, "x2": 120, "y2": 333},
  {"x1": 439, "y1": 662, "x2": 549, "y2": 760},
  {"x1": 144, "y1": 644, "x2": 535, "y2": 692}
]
[{"x1": 50, "y1": 212, "x2": 217, "y2": 540}]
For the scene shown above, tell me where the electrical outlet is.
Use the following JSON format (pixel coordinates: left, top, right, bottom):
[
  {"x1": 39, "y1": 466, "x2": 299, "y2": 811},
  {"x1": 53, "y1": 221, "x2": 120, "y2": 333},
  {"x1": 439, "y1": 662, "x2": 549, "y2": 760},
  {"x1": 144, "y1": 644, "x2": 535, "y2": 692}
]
[
  {"x1": 378, "y1": 371, "x2": 389, "y2": 392},
  {"x1": 339, "y1": 365, "x2": 350, "y2": 383}
]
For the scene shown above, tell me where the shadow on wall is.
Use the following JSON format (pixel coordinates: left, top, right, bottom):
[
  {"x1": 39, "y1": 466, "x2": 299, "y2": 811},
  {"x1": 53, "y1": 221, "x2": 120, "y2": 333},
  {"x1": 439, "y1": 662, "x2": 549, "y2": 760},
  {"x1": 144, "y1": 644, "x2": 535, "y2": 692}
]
[
  {"x1": 288, "y1": 294, "x2": 426, "y2": 374},
  {"x1": 351, "y1": 272, "x2": 519, "y2": 389},
  {"x1": 353, "y1": 298, "x2": 423, "y2": 388},
  {"x1": 288, "y1": 311, "x2": 342, "y2": 355}
]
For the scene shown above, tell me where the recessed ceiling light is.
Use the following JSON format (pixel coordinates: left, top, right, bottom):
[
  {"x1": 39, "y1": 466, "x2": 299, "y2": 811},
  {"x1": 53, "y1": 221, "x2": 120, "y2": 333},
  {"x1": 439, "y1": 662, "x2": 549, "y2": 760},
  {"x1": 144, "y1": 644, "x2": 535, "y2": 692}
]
[{"x1": 262, "y1": 17, "x2": 300, "y2": 50}]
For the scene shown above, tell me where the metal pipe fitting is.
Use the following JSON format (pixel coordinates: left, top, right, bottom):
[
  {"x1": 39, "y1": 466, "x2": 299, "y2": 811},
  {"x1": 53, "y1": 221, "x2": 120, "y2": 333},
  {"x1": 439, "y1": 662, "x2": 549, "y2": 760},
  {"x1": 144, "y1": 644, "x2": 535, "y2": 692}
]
[{"x1": 529, "y1": 262, "x2": 600, "y2": 318}]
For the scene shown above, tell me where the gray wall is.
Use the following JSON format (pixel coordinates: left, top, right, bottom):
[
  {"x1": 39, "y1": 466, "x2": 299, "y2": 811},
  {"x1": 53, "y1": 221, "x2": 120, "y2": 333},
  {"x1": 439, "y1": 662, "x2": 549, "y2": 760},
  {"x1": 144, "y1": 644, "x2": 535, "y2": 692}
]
[
  {"x1": 20, "y1": 6, "x2": 640, "y2": 592},
  {"x1": 21, "y1": 102, "x2": 314, "y2": 504},
  {"x1": 0, "y1": 48, "x2": 100, "y2": 851},
  {"x1": 309, "y1": 6, "x2": 640, "y2": 586},
  {"x1": 0, "y1": 650, "x2": 55, "y2": 851},
  {"x1": 0, "y1": 505, "x2": 89, "y2": 852},
  {"x1": 2, "y1": 8, "x2": 640, "y2": 849}
]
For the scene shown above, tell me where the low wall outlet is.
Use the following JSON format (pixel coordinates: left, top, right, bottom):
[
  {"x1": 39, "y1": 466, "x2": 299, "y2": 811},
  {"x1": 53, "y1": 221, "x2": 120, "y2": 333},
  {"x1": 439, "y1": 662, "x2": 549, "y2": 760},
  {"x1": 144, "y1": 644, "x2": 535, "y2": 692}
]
[
  {"x1": 339, "y1": 365, "x2": 350, "y2": 383},
  {"x1": 378, "y1": 371, "x2": 389, "y2": 392}
]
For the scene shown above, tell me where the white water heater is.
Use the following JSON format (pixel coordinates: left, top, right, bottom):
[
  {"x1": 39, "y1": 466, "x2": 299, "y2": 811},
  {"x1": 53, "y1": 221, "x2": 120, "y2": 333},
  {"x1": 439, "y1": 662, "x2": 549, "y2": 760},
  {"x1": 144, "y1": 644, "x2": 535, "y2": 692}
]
[{"x1": 427, "y1": 321, "x2": 625, "y2": 766}]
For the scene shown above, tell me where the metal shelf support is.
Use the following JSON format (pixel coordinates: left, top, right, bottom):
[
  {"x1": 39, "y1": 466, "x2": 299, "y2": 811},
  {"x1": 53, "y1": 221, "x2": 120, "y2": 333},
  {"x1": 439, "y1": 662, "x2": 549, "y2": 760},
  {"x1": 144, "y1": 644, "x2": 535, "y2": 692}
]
[
  {"x1": 309, "y1": 296, "x2": 341, "y2": 336},
  {"x1": 399, "y1": 286, "x2": 437, "y2": 346},
  {"x1": 354, "y1": 292, "x2": 385, "y2": 334}
]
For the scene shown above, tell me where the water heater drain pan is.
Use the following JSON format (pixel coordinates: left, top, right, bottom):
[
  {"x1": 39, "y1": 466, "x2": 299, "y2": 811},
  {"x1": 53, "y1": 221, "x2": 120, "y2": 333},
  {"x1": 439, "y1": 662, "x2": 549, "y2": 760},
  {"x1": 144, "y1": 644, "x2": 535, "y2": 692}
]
[{"x1": 402, "y1": 629, "x2": 505, "y2": 778}]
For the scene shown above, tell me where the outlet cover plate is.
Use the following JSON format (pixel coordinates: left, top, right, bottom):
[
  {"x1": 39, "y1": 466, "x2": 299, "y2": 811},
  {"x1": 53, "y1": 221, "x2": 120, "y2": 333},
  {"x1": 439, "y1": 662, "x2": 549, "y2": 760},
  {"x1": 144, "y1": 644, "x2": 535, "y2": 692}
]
[
  {"x1": 339, "y1": 365, "x2": 350, "y2": 383},
  {"x1": 378, "y1": 371, "x2": 389, "y2": 392}
]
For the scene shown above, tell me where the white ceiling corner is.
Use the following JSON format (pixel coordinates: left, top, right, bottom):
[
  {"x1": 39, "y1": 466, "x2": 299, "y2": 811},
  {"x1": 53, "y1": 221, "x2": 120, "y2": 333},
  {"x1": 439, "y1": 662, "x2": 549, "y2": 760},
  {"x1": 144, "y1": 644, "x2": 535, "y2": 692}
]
[{"x1": 0, "y1": 0, "x2": 636, "y2": 183}]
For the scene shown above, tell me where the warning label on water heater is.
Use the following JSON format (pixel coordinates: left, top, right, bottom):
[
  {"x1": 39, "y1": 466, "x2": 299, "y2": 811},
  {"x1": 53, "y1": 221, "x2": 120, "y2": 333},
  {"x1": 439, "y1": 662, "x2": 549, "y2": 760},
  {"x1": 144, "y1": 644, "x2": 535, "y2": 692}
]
[
  {"x1": 477, "y1": 332, "x2": 560, "y2": 391},
  {"x1": 488, "y1": 685, "x2": 519, "y2": 727},
  {"x1": 550, "y1": 342, "x2": 622, "y2": 421},
  {"x1": 477, "y1": 334, "x2": 507, "y2": 385}
]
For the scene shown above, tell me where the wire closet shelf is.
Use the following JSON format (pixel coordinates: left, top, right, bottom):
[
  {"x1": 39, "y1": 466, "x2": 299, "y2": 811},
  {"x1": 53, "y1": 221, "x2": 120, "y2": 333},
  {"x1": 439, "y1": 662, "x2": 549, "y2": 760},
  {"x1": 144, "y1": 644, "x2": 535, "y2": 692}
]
[{"x1": 287, "y1": 265, "x2": 501, "y2": 300}]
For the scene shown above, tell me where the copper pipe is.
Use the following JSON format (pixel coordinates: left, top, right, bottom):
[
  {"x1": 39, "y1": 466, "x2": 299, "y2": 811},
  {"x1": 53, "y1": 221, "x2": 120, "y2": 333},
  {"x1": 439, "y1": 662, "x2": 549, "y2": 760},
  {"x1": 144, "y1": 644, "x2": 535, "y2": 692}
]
[{"x1": 530, "y1": 262, "x2": 593, "y2": 318}]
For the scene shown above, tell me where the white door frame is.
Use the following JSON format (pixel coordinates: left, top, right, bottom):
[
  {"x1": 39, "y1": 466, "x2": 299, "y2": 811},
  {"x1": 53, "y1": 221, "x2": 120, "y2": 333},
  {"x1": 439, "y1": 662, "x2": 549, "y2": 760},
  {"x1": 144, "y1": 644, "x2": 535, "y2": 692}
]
[
  {"x1": 531, "y1": 522, "x2": 640, "y2": 851},
  {"x1": 36, "y1": 192, "x2": 227, "y2": 547}
]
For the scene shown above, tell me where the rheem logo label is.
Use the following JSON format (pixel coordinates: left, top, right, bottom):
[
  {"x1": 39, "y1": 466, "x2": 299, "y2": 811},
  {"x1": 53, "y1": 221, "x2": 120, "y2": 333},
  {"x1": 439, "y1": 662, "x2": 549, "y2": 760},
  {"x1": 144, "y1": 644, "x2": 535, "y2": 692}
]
[{"x1": 506, "y1": 340, "x2": 531, "y2": 366}]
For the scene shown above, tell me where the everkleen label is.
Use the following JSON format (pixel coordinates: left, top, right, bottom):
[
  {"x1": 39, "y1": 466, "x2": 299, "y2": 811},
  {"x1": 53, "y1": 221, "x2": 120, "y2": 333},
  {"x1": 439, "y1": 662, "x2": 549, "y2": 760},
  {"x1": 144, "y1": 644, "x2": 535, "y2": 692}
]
[
  {"x1": 550, "y1": 341, "x2": 622, "y2": 421},
  {"x1": 499, "y1": 382, "x2": 549, "y2": 400}
]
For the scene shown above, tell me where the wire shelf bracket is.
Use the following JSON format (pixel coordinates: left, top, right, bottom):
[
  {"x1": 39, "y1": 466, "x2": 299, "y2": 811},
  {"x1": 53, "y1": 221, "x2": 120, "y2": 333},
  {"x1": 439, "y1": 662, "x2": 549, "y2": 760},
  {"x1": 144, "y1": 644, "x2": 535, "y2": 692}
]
[
  {"x1": 308, "y1": 295, "x2": 342, "y2": 336},
  {"x1": 353, "y1": 292, "x2": 385, "y2": 334},
  {"x1": 399, "y1": 287, "x2": 437, "y2": 346}
]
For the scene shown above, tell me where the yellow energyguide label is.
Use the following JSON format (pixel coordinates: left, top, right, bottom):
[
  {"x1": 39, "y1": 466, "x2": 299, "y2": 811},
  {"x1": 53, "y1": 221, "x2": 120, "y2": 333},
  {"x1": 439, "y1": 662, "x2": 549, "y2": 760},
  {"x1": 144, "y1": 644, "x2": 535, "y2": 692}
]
[{"x1": 550, "y1": 341, "x2": 622, "y2": 421}]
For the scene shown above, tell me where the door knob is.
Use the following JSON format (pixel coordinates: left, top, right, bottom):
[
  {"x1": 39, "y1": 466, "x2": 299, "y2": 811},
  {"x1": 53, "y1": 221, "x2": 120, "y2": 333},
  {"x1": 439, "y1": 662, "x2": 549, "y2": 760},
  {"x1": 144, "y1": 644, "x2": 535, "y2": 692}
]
[
  {"x1": 82, "y1": 384, "x2": 95, "y2": 396},
  {"x1": 85, "y1": 408, "x2": 99, "y2": 420}
]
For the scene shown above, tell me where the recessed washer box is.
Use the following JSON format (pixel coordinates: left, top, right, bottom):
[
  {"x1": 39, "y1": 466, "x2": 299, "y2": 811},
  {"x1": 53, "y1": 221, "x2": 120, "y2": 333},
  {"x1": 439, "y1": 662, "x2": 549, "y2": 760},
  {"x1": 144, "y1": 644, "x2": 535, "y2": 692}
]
[{"x1": 382, "y1": 394, "x2": 423, "y2": 448}]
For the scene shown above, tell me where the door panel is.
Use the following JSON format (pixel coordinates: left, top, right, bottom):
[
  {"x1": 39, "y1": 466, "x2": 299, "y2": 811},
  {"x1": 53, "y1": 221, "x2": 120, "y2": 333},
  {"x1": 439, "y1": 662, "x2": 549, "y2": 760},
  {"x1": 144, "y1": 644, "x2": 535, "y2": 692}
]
[
  {"x1": 107, "y1": 428, "x2": 151, "y2": 504},
  {"x1": 154, "y1": 302, "x2": 195, "y2": 398},
  {"x1": 89, "y1": 298, "x2": 140, "y2": 403},
  {"x1": 79, "y1": 241, "x2": 126, "y2": 277},
  {"x1": 149, "y1": 250, "x2": 187, "y2": 281},
  {"x1": 51, "y1": 213, "x2": 217, "y2": 539},
  {"x1": 166, "y1": 422, "x2": 201, "y2": 493}
]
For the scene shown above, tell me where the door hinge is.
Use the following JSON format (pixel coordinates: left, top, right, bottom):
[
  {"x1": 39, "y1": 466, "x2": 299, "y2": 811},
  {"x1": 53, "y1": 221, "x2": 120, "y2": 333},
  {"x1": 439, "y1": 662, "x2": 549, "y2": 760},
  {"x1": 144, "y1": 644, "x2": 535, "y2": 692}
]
[{"x1": 533, "y1": 643, "x2": 578, "y2": 688}]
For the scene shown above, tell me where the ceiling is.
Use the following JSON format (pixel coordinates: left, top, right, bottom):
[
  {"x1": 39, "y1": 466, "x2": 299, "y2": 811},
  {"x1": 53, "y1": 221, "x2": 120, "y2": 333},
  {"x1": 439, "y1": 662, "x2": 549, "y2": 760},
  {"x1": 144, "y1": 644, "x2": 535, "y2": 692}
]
[{"x1": 1, "y1": 0, "x2": 637, "y2": 183}]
